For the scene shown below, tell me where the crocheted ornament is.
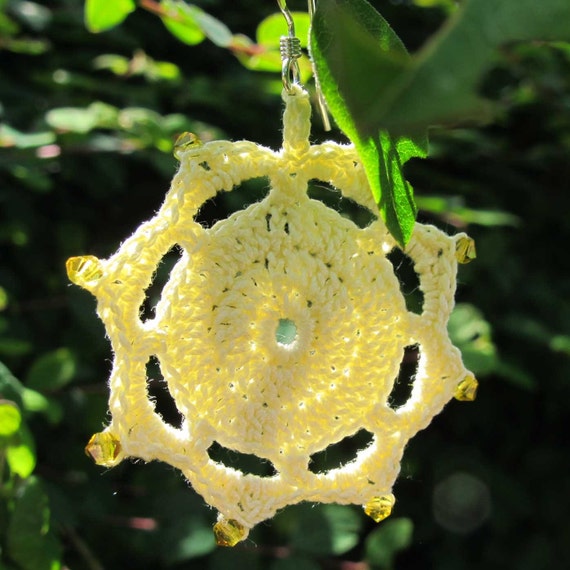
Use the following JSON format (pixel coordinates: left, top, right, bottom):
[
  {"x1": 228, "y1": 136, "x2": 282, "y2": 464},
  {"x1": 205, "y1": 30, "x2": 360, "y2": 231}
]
[{"x1": 68, "y1": 85, "x2": 477, "y2": 546}]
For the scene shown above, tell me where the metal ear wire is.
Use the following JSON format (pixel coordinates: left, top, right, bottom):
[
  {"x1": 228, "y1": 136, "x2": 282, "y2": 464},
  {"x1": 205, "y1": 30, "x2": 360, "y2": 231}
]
[
  {"x1": 277, "y1": 0, "x2": 302, "y2": 92},
  {"x1": 277, "y1": 0, "x2": 331, "y2": 130}
]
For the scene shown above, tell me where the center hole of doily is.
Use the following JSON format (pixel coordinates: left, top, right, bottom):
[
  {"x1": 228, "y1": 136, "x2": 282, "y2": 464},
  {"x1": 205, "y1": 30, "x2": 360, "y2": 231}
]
[{"x1": 275, "y1": 318, "x2": 297, "y2": 346}]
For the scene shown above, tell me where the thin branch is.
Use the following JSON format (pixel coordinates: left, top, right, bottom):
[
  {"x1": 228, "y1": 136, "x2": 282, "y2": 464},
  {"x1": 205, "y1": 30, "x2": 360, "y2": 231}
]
[
  {"x1": 62, "y1": 525, "x2": 105, "y2": 570},
  {"x1": 137, "y1": 0, "x2": 266, "y2": 56}
]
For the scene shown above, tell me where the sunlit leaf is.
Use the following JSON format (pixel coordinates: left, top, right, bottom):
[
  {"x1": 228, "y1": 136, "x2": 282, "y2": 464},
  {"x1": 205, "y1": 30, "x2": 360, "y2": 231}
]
[
  {"x1": 242, "y1": 11, "x2": 312, "y2": 77},
  {"x1": 153, "y1": 61, "x2": 181, "y2": 81},
  {"x1": 0, "y1": 124, "x2": 55, "y2": 149},
  {"x1": 46, "y1": 102, "x2": 119, "y2": 134},
  {"x1": 0, "y1": 400, "x2": 21, "y2": 436},
  {"x1": 93, "y1": 53, "x2": 130, "y2": 75},
  {"x1": 7, "y1": 425, "x2": 36, "y2": 478},
  {"x1": 94, "y1": 52, "x2": 181, "y2": 82},
  {"x1": 20, "y1": 388, "x2": 50, "y2": 413},
  {"x1": 160, "y1": 1, "x2": 233, "y2": 47},
  {"x1": 412, "y1": 0, "x2": 456, "y2": 11},
  {"x1": 257, "y1": 12, "x2": 311, "y2": 49},
  {"x1": 85, "y1": 0, "x2": 135, "y2": 33},
  {"x1": 160, "y1": 0, "x2": 205, "y2": 46}
]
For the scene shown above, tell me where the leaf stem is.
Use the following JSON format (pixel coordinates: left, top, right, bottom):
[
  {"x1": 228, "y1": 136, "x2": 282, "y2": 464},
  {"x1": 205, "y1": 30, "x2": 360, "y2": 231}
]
[{"x1": 62, "y1": 525, "x2": 105, "y2": 570}]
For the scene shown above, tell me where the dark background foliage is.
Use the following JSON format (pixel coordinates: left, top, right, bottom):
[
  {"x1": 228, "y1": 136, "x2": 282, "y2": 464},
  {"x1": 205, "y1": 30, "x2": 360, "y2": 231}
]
[{"x1": 1, "y1": 1, "x2": 569, "y2": 569}]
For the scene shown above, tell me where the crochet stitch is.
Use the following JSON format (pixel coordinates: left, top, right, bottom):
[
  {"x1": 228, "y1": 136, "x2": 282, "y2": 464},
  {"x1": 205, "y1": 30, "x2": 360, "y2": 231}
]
[{"x1": 68, "y1": 85, "x2": 476, "y2": 545}]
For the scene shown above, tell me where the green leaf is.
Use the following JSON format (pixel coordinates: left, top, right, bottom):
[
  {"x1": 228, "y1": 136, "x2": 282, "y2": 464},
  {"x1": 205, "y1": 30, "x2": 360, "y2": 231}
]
[
  {"x1": 84, "y1": 0, "x2": 135, "y2": 33},
  {"x1": 448, "y1": 304, "x2": 498, "y2": 376},
  {"x1": 7, "y1": 425, "x2": 36, "y2": 478},
  {"x1": 290, "y1": 504, "x2": 362, "y2": 556},
  {"x1": 241, "y1": 11, "x2": 312, "y2": 76},
  {"x1": 339, "y1": 0, "x2": 570, "y2": 133},
  {"x1": 0, "y1": 11, "x2": 20, "y2": 35},
  {"x1": 25, "y1": 348, "x2": 76, "y2": 392},
  {"x1": 151, "y1": 487, "x2": 216, "y2": 562},
  {"x1": 160, "y1": 0, "x2": 205, "y2": 46},
  {"x1": 0, "y1": 338, "x2": 32, "y2": 357},
  {"x1": 0, "y1": 361, "x2": 25, "y2": 408},
  {"x1": 161, "y1": 515, "x2": 216, "y2": 563},
  {"x1": 190, "y1": 7, "x2": 233, "y2": 48},
  {"x1": 9, "y1": 1, "x2": 52, "y2": 32},
  {"x1": 310, "y1": 0, "x2": 428, "y2": 247},
  {"x1": 365, "y1": 517, "x2": 413, "y2": 568},
  {"x1": 93, "y1": 53, "x2": 130, "y2": 75},
  {"x1": 45, "y1": 102, "x2": 119, "y2": 134},
  {"x1": 6, "y1": 477, "x2": 62, "y2": 570},
  {"x1": 7, "y1": 444, "x2": 36, "y2": 478},
  {"x1": 160, "y1": 1, "x2": 232, "y2": 47},
  {"x1": 0, "y1": 400, "x2": 21, "y2": 436},
  {"x1": 257, "y1": 12, "x2": 311, "y2": 49},
  {"x1": 0, "y1": 360, "x2": 66, "y2": 421},
  {"x1": 20, "y1": 388, "x2": 51, "y2": 413},
  {"x1": 416, "y1": 196, "x2": 520, "y2": 227},
  {"x1": 0, "y1": 125, "x2": 56, "y2": 149},
  {"x1": 412, "y1": 0, "x2": 456, "y2": 11}
]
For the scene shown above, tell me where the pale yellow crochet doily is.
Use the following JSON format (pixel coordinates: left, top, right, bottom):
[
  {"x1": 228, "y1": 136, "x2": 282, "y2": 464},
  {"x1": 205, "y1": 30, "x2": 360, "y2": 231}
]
[{"x1": 68, "y1": 85, "x2": 476, "y2": 546}]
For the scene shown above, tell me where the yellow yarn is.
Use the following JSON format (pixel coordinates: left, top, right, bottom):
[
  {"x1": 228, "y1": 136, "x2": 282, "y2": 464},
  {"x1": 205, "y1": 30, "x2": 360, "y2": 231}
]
[{"x1": 68, "y1": 85, "x2": 476, "y2": 545}]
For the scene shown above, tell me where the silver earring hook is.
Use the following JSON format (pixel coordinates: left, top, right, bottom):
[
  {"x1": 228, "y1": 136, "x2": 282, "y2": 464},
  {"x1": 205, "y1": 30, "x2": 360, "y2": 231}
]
[
  {"x1": 277, "y1": 0, "x2": 302, "y2": 93},
  {"x1": 277, "y1": 0, "x2": 331, "y2": 129},
  {"x1": 277, "y1": 0, "x2": 296, "y2": 35}
]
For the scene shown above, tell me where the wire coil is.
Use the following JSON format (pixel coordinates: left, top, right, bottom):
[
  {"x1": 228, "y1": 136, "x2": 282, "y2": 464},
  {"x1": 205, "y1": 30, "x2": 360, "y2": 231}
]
[{"x1": 280, "y1": 35, "x2": 302, "y2": 92}]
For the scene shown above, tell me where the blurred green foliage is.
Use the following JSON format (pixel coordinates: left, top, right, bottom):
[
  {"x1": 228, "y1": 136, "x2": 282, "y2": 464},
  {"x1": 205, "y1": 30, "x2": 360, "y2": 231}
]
[{"x1": 0, "y1": 0, "x2": 569, "y2": 569}]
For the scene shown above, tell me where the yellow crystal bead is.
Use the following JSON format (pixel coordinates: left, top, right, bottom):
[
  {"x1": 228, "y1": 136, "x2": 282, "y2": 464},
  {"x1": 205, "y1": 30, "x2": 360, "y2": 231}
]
[
  {"x1": 454, "y1": 374, "x2": 478, "y2": 402},
  {"x1": 174, "y1": 132, "x2": 202, "y2": 160},
  {"x1": 66, "y1": 255, "x2": 103, "y2": 287},
  {"x1": 85, "y1": 431, "x2": 122, "y2": 466},
  {"x1": 213, "y1": 518, "x2": 247, "y2": 547},
  {"x1": 364, "y1": 494, "x2": 395, "y2": 523},
  {"x1": 455, "y1": 236, "x2": 477, "y2": 264}
]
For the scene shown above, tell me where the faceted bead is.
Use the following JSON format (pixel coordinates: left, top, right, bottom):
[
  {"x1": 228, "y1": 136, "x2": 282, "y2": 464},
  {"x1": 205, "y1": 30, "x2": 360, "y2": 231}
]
[
  {"x1": 66, "y1": 255, "x2": 103, "y2": 288},
  {"x1": 364, "y1": 494, "x2": 395, "y2": 523},
  {"x1": 85, "y1": 431, "x2": 122, "y2": 466},
  {"x1": 213, "y1": 518, "x2": 247, "y2": 547},
  {"x1": 174, "y1": 132, "x2": 202, "y2": 160},
  {"x1": 455, "y1": 236, "x2": 477, "y2": 264},
  {"x1": 454, "y1": 374, "x2": 478, "y2": 402}
]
